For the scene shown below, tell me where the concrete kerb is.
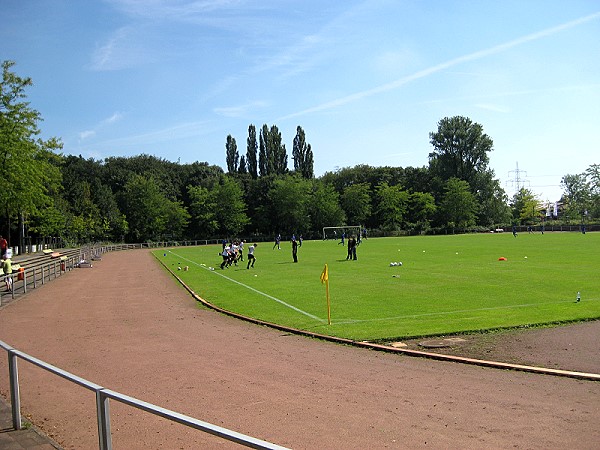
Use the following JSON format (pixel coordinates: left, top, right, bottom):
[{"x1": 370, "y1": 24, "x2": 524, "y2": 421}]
[{"x1": 155, "y1": 253, "x2": 600, "y2": 383}]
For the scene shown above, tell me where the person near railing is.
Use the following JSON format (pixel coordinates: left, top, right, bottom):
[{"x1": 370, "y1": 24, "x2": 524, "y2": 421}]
[{"x1": 2, "y1": 253, "x2": 12, "y2": 291}]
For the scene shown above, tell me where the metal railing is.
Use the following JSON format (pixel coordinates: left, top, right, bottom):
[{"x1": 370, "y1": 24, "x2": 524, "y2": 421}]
[{"x1": 0, "y1": 340, "x2": 289, "y2": 449}]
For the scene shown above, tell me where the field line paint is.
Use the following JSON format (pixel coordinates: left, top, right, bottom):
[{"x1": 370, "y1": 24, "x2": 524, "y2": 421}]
[
  {"x1": 334, "y1": 298, "x2": 599, "y2": 325},
  {"x1": 168, "y1": 251, "x2": 326, "y2": 323}
]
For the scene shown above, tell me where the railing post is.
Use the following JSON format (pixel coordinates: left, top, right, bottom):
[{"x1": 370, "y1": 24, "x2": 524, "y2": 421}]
[
  {"x1": 8, "y1": 349, "x2": 22, "y2": 430},
  {"x1": 96, "y1": 389, "x2": 113, "y2": 450}
]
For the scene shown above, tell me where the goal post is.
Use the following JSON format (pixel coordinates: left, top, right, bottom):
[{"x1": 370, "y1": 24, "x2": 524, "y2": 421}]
[{"x1": 322, "y1": 226, "x2": 362, "y2": 240}]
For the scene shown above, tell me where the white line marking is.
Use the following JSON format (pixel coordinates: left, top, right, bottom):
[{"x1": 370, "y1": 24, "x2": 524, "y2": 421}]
[
  {"x1": 334, "y1": 298, "x2": 599, "y2": 325},
  {"x1": 168, "y1": 251, "x2": 326, "y2": 323}
]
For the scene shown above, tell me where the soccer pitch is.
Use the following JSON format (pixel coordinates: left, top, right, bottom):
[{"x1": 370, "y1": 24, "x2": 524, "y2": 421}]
[{"x1": 155, "y1": 232, "x2": 600, "y2": 341}]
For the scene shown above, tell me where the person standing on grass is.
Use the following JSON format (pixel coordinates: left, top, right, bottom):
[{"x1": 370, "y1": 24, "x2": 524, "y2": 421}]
[
  {"x1": 347, "y1": 235, "x2": 357, "y2": 260},
  {"x1": 247, "y1": 243, "x2": 257, "y2": 269},
  {"x1": 273, "y1": 234, "x2": 281, "y2": 250},
  {"x1": 292, "y1": 238, "x2": 298, "y2": 263},
  {"x1": 238, "y1": 240, "x2": 244, "y2": 261}
]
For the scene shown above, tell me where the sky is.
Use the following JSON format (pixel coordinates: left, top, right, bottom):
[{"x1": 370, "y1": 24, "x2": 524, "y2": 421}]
[{"x1": 2, "y1": 0, "x2": 599, "y2": 202}]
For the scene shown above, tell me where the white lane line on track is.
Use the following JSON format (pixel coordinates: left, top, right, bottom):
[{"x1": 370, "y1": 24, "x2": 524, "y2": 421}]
[{"x1": 168, "y1": 251, "x2": 326, "y2": 323}]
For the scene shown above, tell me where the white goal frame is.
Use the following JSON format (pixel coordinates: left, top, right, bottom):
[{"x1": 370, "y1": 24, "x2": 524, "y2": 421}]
[{"x1": 322, "y1": 226, "x2": 362, "y2": 240}]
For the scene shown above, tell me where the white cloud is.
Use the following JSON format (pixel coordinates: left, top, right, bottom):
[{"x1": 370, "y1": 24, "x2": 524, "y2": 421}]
[
  {"x1": 277, "y1": 11, "x2": 600, "y2": 121},
  {"x1": 78, "y1": 112, "x2": 125, "y2": 142},
  {"x1": 92, "y1": 120, "x2": 214, "y2": 148},
  {"x1": 214, "y1": 100, "x2": 268, "y2": 118},
  {"x1": 79, "y1": 130, "x2": 96, "y2": 140},
  {"x1": 89, "y1": 26, "x2": 157, "y2": 71},
  {"x1": 104, "y1": 112, "x2": 124, "y2": 124},
  {"x1": 475, "y1": 104, "x2": 511, "y2": 113}
]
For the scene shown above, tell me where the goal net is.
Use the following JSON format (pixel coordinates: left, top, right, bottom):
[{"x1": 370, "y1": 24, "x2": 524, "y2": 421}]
[{"x1": 322, "y1": 226, "x2": 362, "y2": 240}]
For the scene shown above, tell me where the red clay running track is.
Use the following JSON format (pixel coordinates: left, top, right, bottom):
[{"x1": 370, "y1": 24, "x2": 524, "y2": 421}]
[{"x1": 0, "y1": 249, "x2": 599, "y2": 449}]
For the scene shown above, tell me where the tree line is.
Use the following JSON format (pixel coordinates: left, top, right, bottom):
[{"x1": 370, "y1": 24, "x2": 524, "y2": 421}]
[{"x1": 1, "y1": 61, "x2": 598, "y2": 251}]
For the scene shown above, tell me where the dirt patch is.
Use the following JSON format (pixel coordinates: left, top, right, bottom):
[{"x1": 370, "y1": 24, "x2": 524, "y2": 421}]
[
  {"x1": 394, "y1": 321, "x2": 600, "y2": 374},
  {"x1": 0, "y1": 249, "x2": 599, "y2": 449}
]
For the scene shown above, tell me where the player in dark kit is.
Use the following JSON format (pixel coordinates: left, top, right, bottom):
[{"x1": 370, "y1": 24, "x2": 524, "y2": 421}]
[
  {"x1": 347, "y1": 235, "x2": 357, "y2": 260},
  {"x1": 292, "y1": 239, "x2": 298, "y2": 263}
]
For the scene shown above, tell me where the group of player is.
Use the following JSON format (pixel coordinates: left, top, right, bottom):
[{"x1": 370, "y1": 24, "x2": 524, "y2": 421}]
[{"x1": 219, "y1": 239, "x2": 257, "y2": 269}]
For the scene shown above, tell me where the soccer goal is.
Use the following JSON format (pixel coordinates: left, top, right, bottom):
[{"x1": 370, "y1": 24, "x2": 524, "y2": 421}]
[{"x1": 322, "y1": 226, "x2": 362, "y2": 240}]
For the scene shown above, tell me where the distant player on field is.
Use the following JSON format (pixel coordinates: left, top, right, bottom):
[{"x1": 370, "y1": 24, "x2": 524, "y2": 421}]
[{"x1": 247, "y1": 243, "x2": 257, "y2": 269}]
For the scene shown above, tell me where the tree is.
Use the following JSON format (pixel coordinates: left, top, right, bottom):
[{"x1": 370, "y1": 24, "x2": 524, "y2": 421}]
[
  {"x1": 510, "y1": 188, "x2": 541, "y2": 225},
  {"x1": 429, "y1": 116, "x2": 493, "y2": 186},
  {"x1": 475, "y1": 172, "x2": 511, "y2": 226},
  {"x1": 375, "y1": 182, "x2": 409, "y2": 230},
  {"x1": 211, "y1": 176, "x2": 249, "y2": 236},
  {"x1": 246, "y1": 124, "x2": 258, "y2": 179},
  {"x1": 560, "y1": 173, "x2": 590, "y2": 222},
  {"x1": 258, "y1": 124, "x2": 271, "y2": 176},
  {"x1": 238, "y1": 155, "x2": 247, "y2": 174},
  {"x1": 267, "y1": 175, "x2": 311, "y2": 234},
  {"x1": 187, "y1": 185, "x2": 218, "y2": 237},
  {"x1": 406, "y1": 191, "x2": 436, "y2": 233},
  {"x1": 439, "y1": 178, "x2": 477, "y2": 229},
  {"x1": 225, "y1": 134, "x2": 238, "y2": 174},
  {"x1": 121, "y1": 175, "x2": 189, "y2": 241},
  {"x1": 309, "y1": 180, "x2": 346, "y2": 232},
  {"x1": 0, "y1": 60, "x2": 63, "y2": 251},
  {"x1": 292, "y1": 126, "x2": 314, "y2": 178},
  {"x1": 340, "y1": 182, "x2": 371, "y2": 226},
  {"x1": 584, "y1": 164, "x2": 600, "y2": 219},
  {"x1": 269, "y1": 125, "x2": 287, "y2": 175},
  {"x1": 259, "y1": 124, "x2": 287, "y2": 176}
]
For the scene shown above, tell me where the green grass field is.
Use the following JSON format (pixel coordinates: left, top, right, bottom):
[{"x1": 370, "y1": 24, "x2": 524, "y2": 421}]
[{"x1": 154, "y1": 232, "x2": 600, "y2": 341}]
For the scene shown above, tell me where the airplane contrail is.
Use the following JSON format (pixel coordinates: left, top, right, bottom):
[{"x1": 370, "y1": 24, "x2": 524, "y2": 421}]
[{"x1": 277, "y1": 11, "x2": 600, "y2": 121}]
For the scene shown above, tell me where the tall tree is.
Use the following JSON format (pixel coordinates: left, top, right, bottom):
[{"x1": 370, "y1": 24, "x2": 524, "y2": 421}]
[
  {"x1": 225, "y1": 134, "x2": 238, "y2": 174},
  {"x1": 238, "y1": 155, "x2": 247, "y2": 174},
  {"x1": 292, "y1": 126, "x2": 314, "y2": 178},
  {"x1": 0, "y1": 60, "x2": 62, "y2": 252},
  {"x1": 258, "y1": 124, "x2": 271, "y2": 176},
  {"x1": 246, "y1": 124, "x2": 258, "y2": 179},
  {"x1": 269, "y1": 125, "x2": 287, "y2": 175},
  {"x1": 429, "y1": 116, "x2": 494, "y2": 193}
]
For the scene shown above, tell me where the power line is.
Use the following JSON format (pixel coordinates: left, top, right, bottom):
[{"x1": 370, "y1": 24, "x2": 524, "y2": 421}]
[{"x1": 506, "y1": 161, "x2": 530, "y2": 191}]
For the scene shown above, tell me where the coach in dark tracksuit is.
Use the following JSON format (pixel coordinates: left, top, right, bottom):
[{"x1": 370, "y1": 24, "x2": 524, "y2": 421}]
[{"x1": 292, "y1": 239, "x2": 298, "y2": 263}]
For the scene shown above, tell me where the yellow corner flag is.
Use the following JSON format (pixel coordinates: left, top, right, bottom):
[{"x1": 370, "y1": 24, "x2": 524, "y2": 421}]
[
  {"x1": 320, "y1": 264, "x2": 329, "y2": 284},
  {"x1": 320, "y1": 264, "x2": 331, "y2": 325}
]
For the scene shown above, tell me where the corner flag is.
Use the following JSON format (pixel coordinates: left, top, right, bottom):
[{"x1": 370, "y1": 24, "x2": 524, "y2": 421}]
[
  {"x1": 320, "y1": 264, "x2": 331, "y2": 325},
  {"x1": 320, "y1": 264, "x2": 329, "y2": 284}
]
